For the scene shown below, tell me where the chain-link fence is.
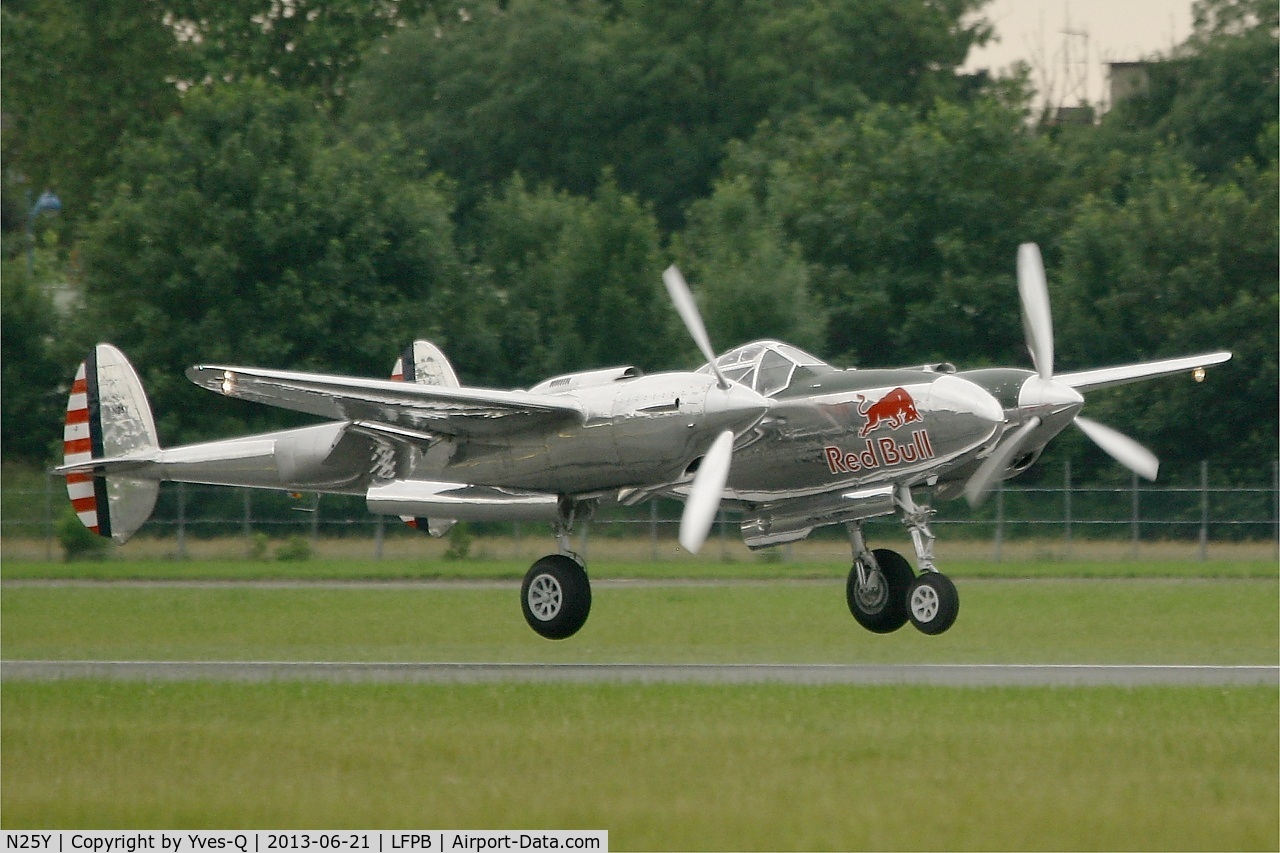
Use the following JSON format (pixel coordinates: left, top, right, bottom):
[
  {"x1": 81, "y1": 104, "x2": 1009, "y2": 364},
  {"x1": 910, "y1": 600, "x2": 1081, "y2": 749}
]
[{"x1": 4, "y1": 461, "x2": 1277, "y2": 562}]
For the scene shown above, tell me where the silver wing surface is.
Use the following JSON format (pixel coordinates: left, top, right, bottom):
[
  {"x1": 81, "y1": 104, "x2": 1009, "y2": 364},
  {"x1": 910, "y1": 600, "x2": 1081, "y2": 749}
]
[
  {"x1": 1057, "y1": 351, "x2": 1231, "y2": 392},
  {"x1": 186, "y1": 364, "x2": 583, "y2": 439}
]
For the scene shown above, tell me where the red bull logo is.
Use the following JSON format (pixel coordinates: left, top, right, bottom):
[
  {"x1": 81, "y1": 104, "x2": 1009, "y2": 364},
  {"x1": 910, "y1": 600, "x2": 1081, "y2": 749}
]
[
  {"x1": 857, "y1": 387, "x2": 922, "y2": 437},
  {"x1": 823, "y1": 387, "x2": 934, "y2": 476}
]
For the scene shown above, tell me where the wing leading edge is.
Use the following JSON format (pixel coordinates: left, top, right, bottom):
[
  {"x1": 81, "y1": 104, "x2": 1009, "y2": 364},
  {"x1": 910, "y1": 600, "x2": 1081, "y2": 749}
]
[
  {"x1": 1056, "y1": 351, "x2": 1231, "y2": 392},
  {"x1": 186, "y1": 364, "x2": 583, "y2": 438}
]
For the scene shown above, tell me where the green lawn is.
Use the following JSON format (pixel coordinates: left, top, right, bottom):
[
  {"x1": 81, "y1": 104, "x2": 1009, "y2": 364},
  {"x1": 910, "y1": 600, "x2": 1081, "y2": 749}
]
[
  {"x1": 2, "y1": 579, "x2": 1277, "y2": 664},
  {"x1": 1, "y1": 555, "x2": 1276, "y2": 581},
  {"x1": 3, "y1": 681, "x2": 1276, "y2": 850},
  {"x1": 3, "y1": 559, "x2": 1276, "y2": 848}
]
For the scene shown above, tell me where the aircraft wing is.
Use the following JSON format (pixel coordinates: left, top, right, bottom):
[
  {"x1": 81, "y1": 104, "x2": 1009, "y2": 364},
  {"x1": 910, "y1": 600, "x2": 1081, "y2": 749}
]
[
  {"x1": 1056, "y1": 351, "x2": 1231, "y2": 393},
  {"x1": 186, "y1": 364, "x2": 582, "y2": 438}
]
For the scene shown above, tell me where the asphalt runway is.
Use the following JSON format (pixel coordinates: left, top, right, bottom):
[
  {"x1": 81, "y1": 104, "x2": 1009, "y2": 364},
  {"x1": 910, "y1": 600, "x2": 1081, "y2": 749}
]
[{"x1": 3, "y1": 660, "x2": 1276, "y2": 686}]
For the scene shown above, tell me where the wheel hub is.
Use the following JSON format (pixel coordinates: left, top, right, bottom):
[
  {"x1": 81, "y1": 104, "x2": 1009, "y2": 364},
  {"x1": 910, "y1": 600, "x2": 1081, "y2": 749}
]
[
  {"x1": 853, "y1": 567, "x2": 888, "y2": 613},
  {"x1": 527, "y1": 573, "x2": 563, "y2": 621},
  {"x1": 910, "y1": 583, "x2": 940, "y2": 623}
]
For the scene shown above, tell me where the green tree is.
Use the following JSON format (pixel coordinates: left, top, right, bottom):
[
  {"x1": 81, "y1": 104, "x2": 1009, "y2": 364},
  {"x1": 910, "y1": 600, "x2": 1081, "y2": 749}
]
[
  {"x1": 467, "y1": 175, "x2": 675, "y2": 386},
  {"x1": 1096, "y1": 0, "x2": 1277, "y2": 179},
  {"x1": 1053, "y1": 148, "x2": 1278, "y2": 480},
  {"x1": 346, "y1": 0, "x2": 994, "y2": 227},
  {"x1": 719, "y1": 95, "x2": 1062, "y2": 367},
  {"x1": 78, "y1": 82, "x2": 464, "y2": 443},
  {"x1": 674, "y1": 175, "x2": 824, "y2": 352},
  {"x1": 1, "y1": 260, "x2": 69, "y2": 462},
  {"x1": 346, "y1": 1, "x2": 619, "y2": 213},
  {"x1": 1, "y1": 0, "x2": 181, "y2": 217},
  {"x1": 165, "y1": 0, "x2": 442, "y2": 105}
]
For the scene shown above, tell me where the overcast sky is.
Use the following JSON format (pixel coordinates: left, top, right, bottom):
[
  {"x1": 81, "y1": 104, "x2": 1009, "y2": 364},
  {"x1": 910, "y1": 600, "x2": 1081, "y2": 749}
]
[{"x1": 964, "y1": 0, "x2": 1195, "y2": 109}]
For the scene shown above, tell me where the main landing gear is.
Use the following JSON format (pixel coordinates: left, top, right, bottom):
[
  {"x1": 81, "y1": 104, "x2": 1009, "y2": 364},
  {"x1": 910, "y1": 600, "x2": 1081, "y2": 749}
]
[
  {"x1": 845, "y1": 486, "x2": 959, "y2": 636},
  {"x1": 521, "y1": 498, "x2": 594, "y2": 640},
  {"x1": 520, "y1": 489, "x2": 959, "y2": 640}
]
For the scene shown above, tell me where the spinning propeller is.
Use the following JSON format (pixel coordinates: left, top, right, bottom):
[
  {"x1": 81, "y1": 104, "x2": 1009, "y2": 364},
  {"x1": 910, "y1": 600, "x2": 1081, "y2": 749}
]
[
  {"x1": 964, "y1": 244, "x2": 1160, "y2": 507},
  {"x1": 663, "y1": 265, "x2": 741, "y2": 553}
]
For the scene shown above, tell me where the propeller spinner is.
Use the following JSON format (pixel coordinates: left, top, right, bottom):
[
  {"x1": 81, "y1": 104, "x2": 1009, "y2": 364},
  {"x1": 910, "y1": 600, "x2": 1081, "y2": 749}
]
[{"x1": 965, "y1": 244, "x2": 1162, "y2": 507}]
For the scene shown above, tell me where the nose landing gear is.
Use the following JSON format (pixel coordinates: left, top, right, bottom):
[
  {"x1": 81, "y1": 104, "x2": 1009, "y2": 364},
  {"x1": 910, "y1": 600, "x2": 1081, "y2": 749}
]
[{"x1": 845, "y1": 486, "x2": 960, "y2": 635}]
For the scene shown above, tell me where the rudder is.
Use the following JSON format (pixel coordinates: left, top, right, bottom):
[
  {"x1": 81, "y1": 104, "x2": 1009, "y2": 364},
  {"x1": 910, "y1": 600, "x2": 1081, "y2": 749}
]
[{"x1": 62, "y1": 344, "x2": 161, "y2": 543}]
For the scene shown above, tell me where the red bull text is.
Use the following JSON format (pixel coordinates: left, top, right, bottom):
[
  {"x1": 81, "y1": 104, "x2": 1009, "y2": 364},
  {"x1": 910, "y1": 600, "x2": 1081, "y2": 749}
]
[{"x1": 824, "y1": 429, "x2": 935, "y2": 475}]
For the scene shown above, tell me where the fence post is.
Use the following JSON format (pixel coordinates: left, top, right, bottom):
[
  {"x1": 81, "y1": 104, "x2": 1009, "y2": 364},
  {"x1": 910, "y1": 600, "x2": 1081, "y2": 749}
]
[
  {"x1": 176, "y1": 481, "x2": 187, "y2": 560},
  {"x1": 1130, "y1": 471, "x2": 1140, "y2": 558},
  {"x1": 44, "y1": 473, "x2": 54, "y2": 561},
  {"x1": 242, "y1": 489, "x2": 253, "y2": 558},
  {"x1": 1198, "y1": 460, "x2": 1209, "y2": 562},
  {"x1": 993, "y1": 480, "x2": 1004, "y2": 562},
  {"x1": 650, "y1": 499, "x2": 658, "y2": 560},
  {"x1": 719, "y1": 509, "x2": 728, "y2": 561},
  {"x1": 1063, "y1": 460, "x2": 1072, "y2": 557}
]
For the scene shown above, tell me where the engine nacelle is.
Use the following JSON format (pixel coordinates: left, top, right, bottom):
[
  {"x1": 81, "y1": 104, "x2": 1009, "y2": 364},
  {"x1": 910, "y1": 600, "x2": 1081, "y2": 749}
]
[
  {"x1": 528, "y1": 366, "x2": 642, "y2": 394},
  {"x1": 367, "y1": 480, "x2": 560, "y2": 522},
  {"x1": 274, "y1": 421, "x2": 349, "y2": 483},
  {"x1": 740, "y1": 485, "x2": 897, "y2": 549}
]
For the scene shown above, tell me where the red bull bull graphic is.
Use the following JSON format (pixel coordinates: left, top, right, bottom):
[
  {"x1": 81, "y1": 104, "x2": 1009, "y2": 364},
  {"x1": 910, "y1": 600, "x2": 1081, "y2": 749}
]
[
  {"x1": 857, "y1": 387, "x2": 922, "y2": 437},
  {"x1": 824, "y1": 429, "x2": 935, "y2": 475}
]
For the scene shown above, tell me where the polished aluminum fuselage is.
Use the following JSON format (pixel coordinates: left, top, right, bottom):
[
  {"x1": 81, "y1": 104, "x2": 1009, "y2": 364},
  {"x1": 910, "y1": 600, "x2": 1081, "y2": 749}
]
[{"x1": 139, "y1": 367, "x2": 1005, "y2": 510}]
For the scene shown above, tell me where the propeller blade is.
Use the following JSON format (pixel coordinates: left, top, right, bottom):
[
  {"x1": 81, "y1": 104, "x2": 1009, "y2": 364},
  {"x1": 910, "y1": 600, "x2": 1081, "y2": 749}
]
[
  {"x1": 679, "y1": 430, "x2": 735, "y2": 553},
  {"x1": 964, "y1": 417, "x2": 1041, "y2": 508},
  {"x1": 1074, "y1": 416, "x2": 1159, "y2": 481},
  {"x1": 663, "y1": 265, "x2": 729, "y2": 389},
  {"x1": 1016, "y1": 243, "x2": 1054, "y2": 382}
]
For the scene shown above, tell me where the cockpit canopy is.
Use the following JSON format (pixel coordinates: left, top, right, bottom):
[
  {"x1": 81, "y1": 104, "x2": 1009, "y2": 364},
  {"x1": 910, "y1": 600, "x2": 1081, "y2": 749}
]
[{"x1": 697, "y1": 340, "x2": 835, "y2": 397}]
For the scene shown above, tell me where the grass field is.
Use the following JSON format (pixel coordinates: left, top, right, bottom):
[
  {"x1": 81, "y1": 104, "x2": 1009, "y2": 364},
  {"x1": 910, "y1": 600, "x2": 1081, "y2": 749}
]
[
  {"x1": 3, "y1": 682, "x2": 1276, "y2": 849},
  {"x1": 2, "y1": 557, "x2": 1277, "y2": 849},
  {"x1": 2, "y1": 578, "x2": 1277, "y2": 664}
]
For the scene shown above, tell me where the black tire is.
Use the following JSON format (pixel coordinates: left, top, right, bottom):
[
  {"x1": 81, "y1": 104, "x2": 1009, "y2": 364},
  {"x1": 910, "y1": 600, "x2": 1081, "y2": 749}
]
[
  {"x1": 907, "y1": 572, "x2": 959, "y2": 635},
  {"x1": 521, "y1": 554, "x2": 592, "y2": 640},
  {"x1": 846, "y1": 548, "x2": 913, "y2": 634}
]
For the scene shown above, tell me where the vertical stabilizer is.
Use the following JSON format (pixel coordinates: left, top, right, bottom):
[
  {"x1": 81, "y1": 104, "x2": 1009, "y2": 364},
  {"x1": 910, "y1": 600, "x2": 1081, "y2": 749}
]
[
  {"x1": 62, "y1": 344, "x2": 161, "y2": 543},
  {"x1": 390, "y1": 340, "x2": 460, "y2": 537},
  {"x1": 391, "y1": 339, "x2": 461, "y2": 387}
]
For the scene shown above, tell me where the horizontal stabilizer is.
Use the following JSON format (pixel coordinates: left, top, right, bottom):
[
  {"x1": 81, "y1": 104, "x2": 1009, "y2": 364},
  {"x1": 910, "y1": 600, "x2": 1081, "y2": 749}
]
[{"x1": 53, "y1": 452, "x2": 160, "y2": 478}]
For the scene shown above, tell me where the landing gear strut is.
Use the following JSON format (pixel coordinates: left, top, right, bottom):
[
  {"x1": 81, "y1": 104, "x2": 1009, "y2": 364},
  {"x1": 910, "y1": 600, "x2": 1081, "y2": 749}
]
[
  {"x1": 845, "y1": 486, "x2": 960, "y2": 635},
  {"x1": 521, "y1": 497, "x2": 594, "y2": 640}
]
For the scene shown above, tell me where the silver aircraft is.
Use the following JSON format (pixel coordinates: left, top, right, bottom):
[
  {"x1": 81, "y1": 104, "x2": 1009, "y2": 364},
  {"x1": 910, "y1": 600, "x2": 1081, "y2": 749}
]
[{"x1": 56, "y1": 244, "x2": 1230, "y2": 639}]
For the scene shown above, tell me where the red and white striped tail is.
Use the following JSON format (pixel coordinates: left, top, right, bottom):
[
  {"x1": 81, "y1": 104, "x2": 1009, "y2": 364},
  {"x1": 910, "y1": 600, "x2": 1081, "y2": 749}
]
[
  {"x1": 57, "y1": 344, "x2": 161, "y2": 543},
  {"x1": 63, "y1": 361, "x2": 104, "y2": 534}
]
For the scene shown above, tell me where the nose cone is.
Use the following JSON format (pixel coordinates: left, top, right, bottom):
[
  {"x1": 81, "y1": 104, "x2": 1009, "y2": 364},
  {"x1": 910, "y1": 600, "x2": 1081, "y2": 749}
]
[
  {"x1": 1018, "y1": 375, "x2": 1085, "y2": 417},
  {"x1": 926, "y1": 374, "x2": 1006, "y2": 427},
  {"x1": 703, "y1": 381, "x2": 771, "y2": 434}
]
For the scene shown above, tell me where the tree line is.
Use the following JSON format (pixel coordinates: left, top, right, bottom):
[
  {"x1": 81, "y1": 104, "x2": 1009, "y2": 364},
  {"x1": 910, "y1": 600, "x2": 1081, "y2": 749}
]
[{"x1": 2, "y1": 0, "x2": 1275, "y2": 485}]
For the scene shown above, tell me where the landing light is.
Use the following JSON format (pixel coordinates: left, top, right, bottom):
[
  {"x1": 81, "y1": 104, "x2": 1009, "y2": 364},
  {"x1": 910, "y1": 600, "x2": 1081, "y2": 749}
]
[
  {"x1": 1193, "y1": 367, "x2": 1206, "y2": 383},
  {"x1": 221, "y1": 370, "x2": 235, "y2": 394}
]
